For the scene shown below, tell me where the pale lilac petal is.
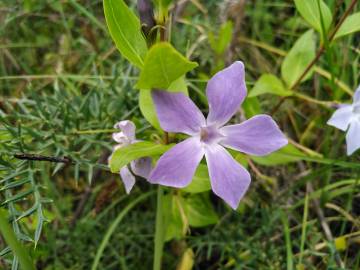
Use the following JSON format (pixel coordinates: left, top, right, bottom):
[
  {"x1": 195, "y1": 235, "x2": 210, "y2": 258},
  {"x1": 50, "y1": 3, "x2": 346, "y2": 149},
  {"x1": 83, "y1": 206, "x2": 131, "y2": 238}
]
[
  {"x1": 327, "y1": 105, "x2": 353, "y2": 131},
  {"x1": 152, "y1": 90, "x2": 205, "y2": 135},
  {"x1": 206, "y1": 61, "x2": 247, "y2": 127},
  {"x1": 112, "y1": 132, "x2": 130, "y2": 145},
  {"x1": 131, "y1": 157, "x2": 152, "y2": 179},
  {"x1": 120, "y1": 166, "x2": 136, "y2": 194},
  {"x1": 354, "y1": 85, "x2": 360, "y2": 103},
  {"x1": 149, "y1": 137, "x2": 204, "y2": 187},
  {"x1": 114, "y1": 120, "x2": 136, "y2": 141},
  {"x1": 219, "y1": 115, "x2": 288, "y2": 156},
  {"x1": 346, "y1": 120, "x2": 360, "y2": 155},
  {"x1": 205, "y1": 144, "x2": 250, "y2": 209}
]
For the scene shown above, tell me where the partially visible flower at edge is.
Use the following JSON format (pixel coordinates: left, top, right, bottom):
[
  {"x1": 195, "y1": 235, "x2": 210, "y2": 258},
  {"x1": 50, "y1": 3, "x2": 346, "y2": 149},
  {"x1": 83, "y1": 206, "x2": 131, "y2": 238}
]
[
  {"x1": 110, "y1": 120, "x2": 152, "y2": 194},
  {"x1": 148, "y1": 61, "x2": 288, "y2": 209},
  {"x1": 327, "y1": 85, "x2": 360, "y2": 155}
]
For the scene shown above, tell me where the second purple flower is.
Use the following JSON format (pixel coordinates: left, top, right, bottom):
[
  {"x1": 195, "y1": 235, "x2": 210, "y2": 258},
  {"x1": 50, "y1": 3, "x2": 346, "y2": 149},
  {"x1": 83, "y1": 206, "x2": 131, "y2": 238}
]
[{"x1": 149, "y1": 61, "x2": 288, "y2": 209}]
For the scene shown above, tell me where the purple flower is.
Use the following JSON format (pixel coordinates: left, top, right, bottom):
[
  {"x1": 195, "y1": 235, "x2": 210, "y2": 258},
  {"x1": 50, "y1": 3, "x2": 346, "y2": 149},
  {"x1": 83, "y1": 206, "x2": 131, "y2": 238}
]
[
  {"x1": 111, "y1": 120, "x2": 152, "y2": 193},
  {"x1": 148, "y1": 61, "x2": 288, "y2": 209},
  {"x1": 327, "y1": 85, "x2": 360, "y2": 155}
]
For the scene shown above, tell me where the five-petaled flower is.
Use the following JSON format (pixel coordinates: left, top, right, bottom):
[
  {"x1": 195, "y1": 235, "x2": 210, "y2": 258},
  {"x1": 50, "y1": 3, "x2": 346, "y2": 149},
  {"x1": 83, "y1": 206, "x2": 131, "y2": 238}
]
[
  {"x1": 327, "y1": 85, "x2": 360, "y2": 155},
  {"x1": 111, "y1": 120, "x2": 152, "y2": 193},
  {"x1": 148, "y1": 61, "x2": 288, "y2": 209}
]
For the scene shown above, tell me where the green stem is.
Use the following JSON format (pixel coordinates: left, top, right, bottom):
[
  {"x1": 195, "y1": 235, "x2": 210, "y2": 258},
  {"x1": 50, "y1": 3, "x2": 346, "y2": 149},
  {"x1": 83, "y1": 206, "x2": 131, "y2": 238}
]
[{"x1": 153, "y1": 185, "x2": 165, "y2": 270}]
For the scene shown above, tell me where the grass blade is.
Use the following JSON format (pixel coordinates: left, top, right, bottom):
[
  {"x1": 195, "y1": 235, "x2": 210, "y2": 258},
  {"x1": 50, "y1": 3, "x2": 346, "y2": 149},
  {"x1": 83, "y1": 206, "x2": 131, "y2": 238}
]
[{"x1": 0, "y1": 209, "x2": 35, "y2": 270}]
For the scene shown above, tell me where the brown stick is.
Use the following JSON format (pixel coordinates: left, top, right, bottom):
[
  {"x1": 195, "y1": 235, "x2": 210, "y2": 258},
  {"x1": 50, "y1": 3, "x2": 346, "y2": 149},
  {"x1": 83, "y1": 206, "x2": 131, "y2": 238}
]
[
  {"x1": 13, "y1": 153, "x2": 73, "y2": 164},
  {"x1": 271, "y1": 0, "x2": 358, "y2": 115}
]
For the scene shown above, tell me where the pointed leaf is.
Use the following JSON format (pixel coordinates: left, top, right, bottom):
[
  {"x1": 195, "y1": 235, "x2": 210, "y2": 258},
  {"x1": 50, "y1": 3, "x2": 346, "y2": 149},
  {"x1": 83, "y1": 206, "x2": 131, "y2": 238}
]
[
  {"x1": 135, "y1": 42, "x2": 198, "y2": 89},
  {"x1": 251, "y1": 144, "x2": 306, "y2": 166},
  {"x1": 16, "y1": 204, "x2": 38, "y2": 221},
  {"x1": 163, "y1": 194, "x2": 187, "y2": 241},
  {"x1": 208, "y1": 21, "x2": 233, "y2": 55},
  {"x1": 1, "y1": 188, "x2": 34, "y2": 206},
  {"x1": 281, "y1": 30, "x2": 316, "y2": 88},
  {"x1": 0, "y1": 247, "x2": 11, "y2": 257},
  {"x1": 184, "y1": 194, "x2": 218, "y2": 227},
  {"x1": 334, "y1": 13, "x2": 360, "y2": 40},
  {"x1": 109, "y1": 141, "x2": 172, "y2": 173},
  {"x1": 34, "y1": 205, "x2": 45, "y2": 247},
  {"x1": 103, "y1": 0, "x2": 148, "y2": 68},
  {"x1": 0, "y1": 179, "x2": 31, "y2": 191},
  {"x1": 249, "y1": 74, "x2": 292, "y2": 97},
  {"x1": 294, "y1": 0, "x2": 332, "y2": 36}
]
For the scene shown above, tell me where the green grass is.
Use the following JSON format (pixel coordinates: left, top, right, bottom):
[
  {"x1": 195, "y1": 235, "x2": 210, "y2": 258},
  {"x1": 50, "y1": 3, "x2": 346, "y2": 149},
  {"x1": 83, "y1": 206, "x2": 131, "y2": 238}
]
[{"x1": 0, "y1": 0, "x2": 359, "y2": 269}]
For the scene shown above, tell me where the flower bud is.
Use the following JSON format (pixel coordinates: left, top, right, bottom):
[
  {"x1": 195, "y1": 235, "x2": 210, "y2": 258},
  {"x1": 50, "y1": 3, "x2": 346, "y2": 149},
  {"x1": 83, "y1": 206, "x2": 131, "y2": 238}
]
[{"x1": 137, "y1": 0, "x2": 156, "y2": 37}]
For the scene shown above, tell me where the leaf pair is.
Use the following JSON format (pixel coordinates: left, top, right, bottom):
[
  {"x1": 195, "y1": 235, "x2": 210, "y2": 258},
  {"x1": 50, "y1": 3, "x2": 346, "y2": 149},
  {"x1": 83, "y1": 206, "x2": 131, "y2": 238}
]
[
  {"x1": 250, "y1": 30, "x2": 316, "y2": 97},
  {"x1": 251, "y1": 0, "x2": 360, "y2": 98},
  {"x1": 295, "y1": 0, "x2": 360, "y2": 41},
  {"x1": 104, "y1": 0, "x2": 198, "y2": 130},
  {"x1": 104, "y1": 0, "x2": 197, "y2": 81}
]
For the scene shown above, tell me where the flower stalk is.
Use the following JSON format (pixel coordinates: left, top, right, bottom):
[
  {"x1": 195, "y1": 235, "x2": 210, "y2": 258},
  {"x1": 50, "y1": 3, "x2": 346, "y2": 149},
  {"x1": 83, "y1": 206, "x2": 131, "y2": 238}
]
[
  {"x1": 153, "y1": 185, "x2": 165, "y2": 270},
  {"x1": 142, "y1": 0, "x2": 169, "y2": 270}
]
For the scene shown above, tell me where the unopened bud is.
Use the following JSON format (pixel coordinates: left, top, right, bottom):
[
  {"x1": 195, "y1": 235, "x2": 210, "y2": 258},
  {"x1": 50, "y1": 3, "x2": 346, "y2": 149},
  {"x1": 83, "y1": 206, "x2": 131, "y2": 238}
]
[{"x1": 137, "y1": 0, "x2": 156, "y2": 37}]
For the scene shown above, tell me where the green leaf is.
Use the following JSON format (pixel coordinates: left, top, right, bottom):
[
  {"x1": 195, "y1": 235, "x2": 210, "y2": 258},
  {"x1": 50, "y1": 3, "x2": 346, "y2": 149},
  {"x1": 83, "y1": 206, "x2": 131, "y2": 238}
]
[
  {"x1": 184, "y1": 194, "x2": 218, "y2": 227},
  {"x1": 163, "y1": 194, "x2": 187, "y2": 241},
  {"x1": 109, "y1": 141, "x2": 172, "y2": 173},
  {"x1": 181, "y1": 164, "x2": 211, "y2": 193},
  {"x1": 135, "y1": 42, "x2": 198, "y2": 89},
  {"x1": 139, "y1": 90, "x2": 160, "y2": 129},
  {"x1": 163, "y1": 193, "x2": 218, "y2": 241},
  {"x1": 103, "y1": 0, "x2": 148, "y2": 68},
  {"x1": 0, "y1": 209, "x2": 35, "y2": 270},
  {"x1": 208, "y1": 21, "x2": 233, "y2": 55},
  {"x1": 249, "y1": 74, "x2": 292, "y2": 97},
  {"x1": 34, "y1": 205, "x2": 45, "y2": 248},
  {"x1": 0, "y1": 178, "x2": 30, "y2": 191},
  {"x1": 294, "y1": 0, "x2": 332, "y2": 36},
  {"x1": 242, "y1": 96, "x2": 262, "y2": 119},
  {"x1": 251, "y1": 144, "x2": 306, "y2": 166},
  {"x1": 1, "y1": 188, "x2": 34, "y2": 206},
  {"x1": 139, "y1": 76, "x2": 188, "y2": 130},
  {"x1": 334, "y1": 13, "x2": 360, "y2": 40},
  {"x1": 281, "y1": 30, "x2": 316, "y2": 88}
]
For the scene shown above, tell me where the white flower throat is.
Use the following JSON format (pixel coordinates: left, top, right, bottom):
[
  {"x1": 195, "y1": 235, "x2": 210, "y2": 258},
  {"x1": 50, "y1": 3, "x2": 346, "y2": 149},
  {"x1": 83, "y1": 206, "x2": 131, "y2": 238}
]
[{"x1": 200, "y1": 126, "x2": 223, "y2": 144}]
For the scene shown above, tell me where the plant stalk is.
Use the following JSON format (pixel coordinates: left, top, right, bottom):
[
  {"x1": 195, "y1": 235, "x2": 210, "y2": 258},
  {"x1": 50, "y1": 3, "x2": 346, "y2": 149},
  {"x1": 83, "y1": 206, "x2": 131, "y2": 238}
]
[
  {"x1": 153, "y1": 2, "x2": 168, "y2": 268},
  {"x1": 153, "y1": 185, "x2": 165, "y2": 270}
]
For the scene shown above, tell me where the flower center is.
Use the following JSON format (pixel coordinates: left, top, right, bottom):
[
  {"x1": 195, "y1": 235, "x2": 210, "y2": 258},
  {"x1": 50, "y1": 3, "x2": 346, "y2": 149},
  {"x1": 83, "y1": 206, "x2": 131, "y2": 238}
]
[{"x1": 200, "y1": 126, "x2": 222, "y2": 144}]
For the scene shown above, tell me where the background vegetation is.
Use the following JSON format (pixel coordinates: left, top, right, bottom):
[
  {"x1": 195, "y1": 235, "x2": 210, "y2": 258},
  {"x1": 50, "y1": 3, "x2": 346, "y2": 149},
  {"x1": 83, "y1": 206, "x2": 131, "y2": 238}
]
[{"x1": 0, "y1": 0, "x2": 359, "y2": 269}]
